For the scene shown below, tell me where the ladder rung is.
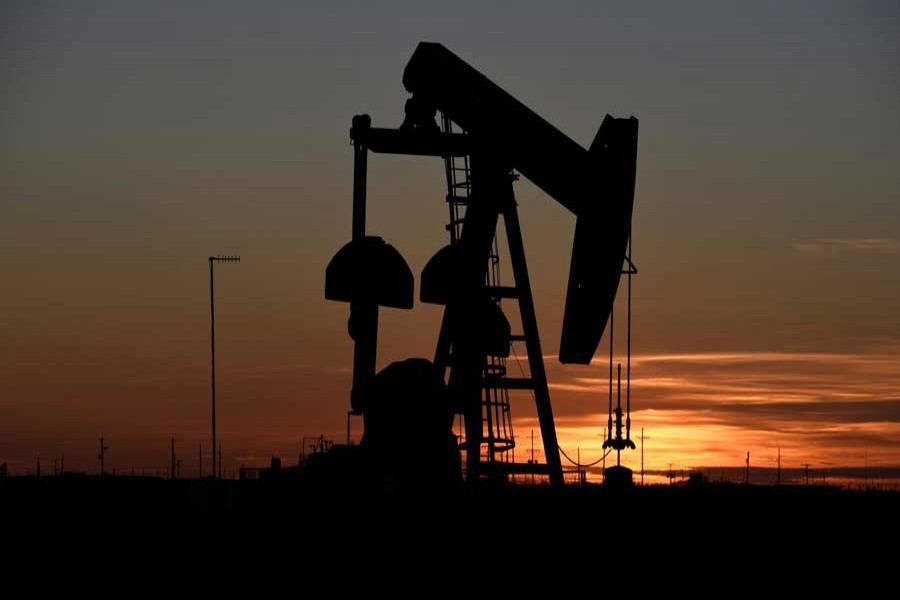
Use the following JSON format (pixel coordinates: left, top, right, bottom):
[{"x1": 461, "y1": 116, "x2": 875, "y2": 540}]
[
  {"x1": 483, "y1": 377, "x2": 534, "y2": 390},
  {"x1": 446, "y1": 194, "x2": 469, "y2": 204},
  {"x1": 509, "y1": 334, "x2": 528, "y2": 342},
  {"x1": 484, "y1": 364, "x2": 507, "y2": 377}
]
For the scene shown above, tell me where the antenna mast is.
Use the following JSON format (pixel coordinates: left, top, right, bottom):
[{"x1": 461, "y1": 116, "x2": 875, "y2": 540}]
[{"x1": 209, "y1": 254, "x2": 240, "y2": 480}]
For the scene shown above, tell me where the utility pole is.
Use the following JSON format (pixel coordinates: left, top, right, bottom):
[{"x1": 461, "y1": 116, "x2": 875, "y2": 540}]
[
  {"x1": 530, "y1": 429, "x2": 535, "y2": 485},
  {"x1": 36, "y1": 457, "x2": 41, "y2": 477},
  {"x1": 777, "y1": 447, "x2": 781, "y2": 486},
  {"x1": 218, "y1": 444, "x2": 222, "y2": 479},
  {"x1": 641, "y1": 427, "x2": 645, "y2": 485},
  {"x1": 864, "y1": 448, "x2": 868, "y2": 489},
  {"x1": 577, "y1": 447, "x2": 581, "y2": 484},
  {"x1": 199, "y1": 443, "x2": 203, "y2": 478},
  {"x1": 98, "y1": 437, "x2": 110, "y2": 475},
  {"x1": 602, "y1": 427, "x2": 607, "y2": 482},
  {"x1": 803, "y1": 463, "x2": 811, "y2": 486},
  {"x1": 745, "y1": 451, "x2": 750, "y2": 485},
  {"x1": 209, "y1": 254, "x2": 240, "y2": 480},
  {"x1": 170, "y1": 438, "x2": 176, "y2": 480}
]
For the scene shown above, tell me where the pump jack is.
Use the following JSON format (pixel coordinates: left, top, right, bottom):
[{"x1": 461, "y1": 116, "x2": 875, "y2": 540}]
[{"x1": 326, "y1": 43, "x2": 638, "y2": 487}]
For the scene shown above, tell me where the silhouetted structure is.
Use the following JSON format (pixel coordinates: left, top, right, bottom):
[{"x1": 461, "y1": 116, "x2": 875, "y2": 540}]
[
  {"x1": 641, "y1": 428, "x2": 647, "y2": 485},
  {"x1": 97, "y1": 437, "x2": 109, "y2": 475},
  {"x1": 777, "y1": 447, "x2": 782, "y2": 486},
  {"x1": 326, "y1": 42, "x2": 638, "y2": 487},
  {"x1": 208, "y1": 254, "x2": 240, "y2": 480},
  {"x1": 604, "y1": 464, "x2": 633, "y2": 488},
  {"x1": 746, "y1": 451, "x2": 751, "y2": 485},
  {"x1": 604, "y1": 364, "x2": 636, "y2": 458}
]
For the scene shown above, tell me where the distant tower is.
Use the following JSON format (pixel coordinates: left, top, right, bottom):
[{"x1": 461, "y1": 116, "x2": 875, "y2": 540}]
[
  {"x1": 745, "y1": 451, "x2": 750, "y2": 485},
  {"x1": 208, "y1": 254, "x2": 241, "y2": 481},
  {"x1": 864, "y1": 448, "x2": 868, "y2": 488},
  {"x1": 98, "y1": 437, "x2": 110, "y2": 475},
  {"x1": 777, "y1": 447, "x2": 781, "y2": 486},
  {"x1": 641, "y1": 428, "x2": 645, "y2": 485}
]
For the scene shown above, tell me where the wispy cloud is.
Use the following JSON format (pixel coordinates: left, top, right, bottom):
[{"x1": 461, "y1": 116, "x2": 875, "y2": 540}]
[
  {"x1": 793, "y1": 238, "x2": 900, "y2": 257},
  {"x1": 536, "y1": 346, "x2": 900, "y2": 472}
]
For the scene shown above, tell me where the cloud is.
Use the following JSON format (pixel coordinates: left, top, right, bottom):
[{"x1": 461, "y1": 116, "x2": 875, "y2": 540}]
[
  {"x1": 532, "y1": 346, "x2": 900, "y2": 471},
  {"x1": 548, "y1": 349, "x2": 900, "y2": 408},
  {"x1": 793, "y1": 238, "x2": 900, "y2": 257}
]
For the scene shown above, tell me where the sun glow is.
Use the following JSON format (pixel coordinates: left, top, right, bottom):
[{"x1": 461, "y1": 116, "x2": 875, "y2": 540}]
[{"x1": 521, "y1": 347, "x2": 900, "y2": 483}]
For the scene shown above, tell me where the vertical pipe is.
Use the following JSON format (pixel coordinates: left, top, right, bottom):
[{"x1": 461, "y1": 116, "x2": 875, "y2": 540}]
[
  {"x1": 349, "y1": 116, "x2": 376, "y2": 415},
  {"x1": 608, "y1": 305, "x2": 614, "y2": 442},
  {"x1": 209, "y1": 258, "x2": 217, "y2": 479},
  {"x1": 617, "y1": 364, "x2": 621, "y2": 467},
  {"x1": 626, "y1": 234, "x2": 632, "y2": 441},
  {"x1": 351, "y1": 115, "x2": 370, "y2": 243}
]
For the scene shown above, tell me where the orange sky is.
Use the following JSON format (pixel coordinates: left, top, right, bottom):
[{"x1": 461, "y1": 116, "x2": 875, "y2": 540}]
[{"x1": 2, "y1": 2, "x2": 899, "y2": 478}]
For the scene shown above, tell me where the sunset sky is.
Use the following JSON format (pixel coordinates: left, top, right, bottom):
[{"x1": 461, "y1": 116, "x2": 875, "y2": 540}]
[{"x1": 2, "y1": 1, "x2": 898, "y2": 479}]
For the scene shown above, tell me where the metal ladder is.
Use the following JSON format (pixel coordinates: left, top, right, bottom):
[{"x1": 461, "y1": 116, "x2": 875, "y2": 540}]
[{"x1": 441, "y1": 113, "x2": 516, "y2": 468}]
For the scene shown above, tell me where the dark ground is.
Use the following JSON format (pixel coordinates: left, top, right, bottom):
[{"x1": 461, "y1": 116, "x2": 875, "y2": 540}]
[{"x1": 2, "y1": 474, "x2": 896, "y2": 582}]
